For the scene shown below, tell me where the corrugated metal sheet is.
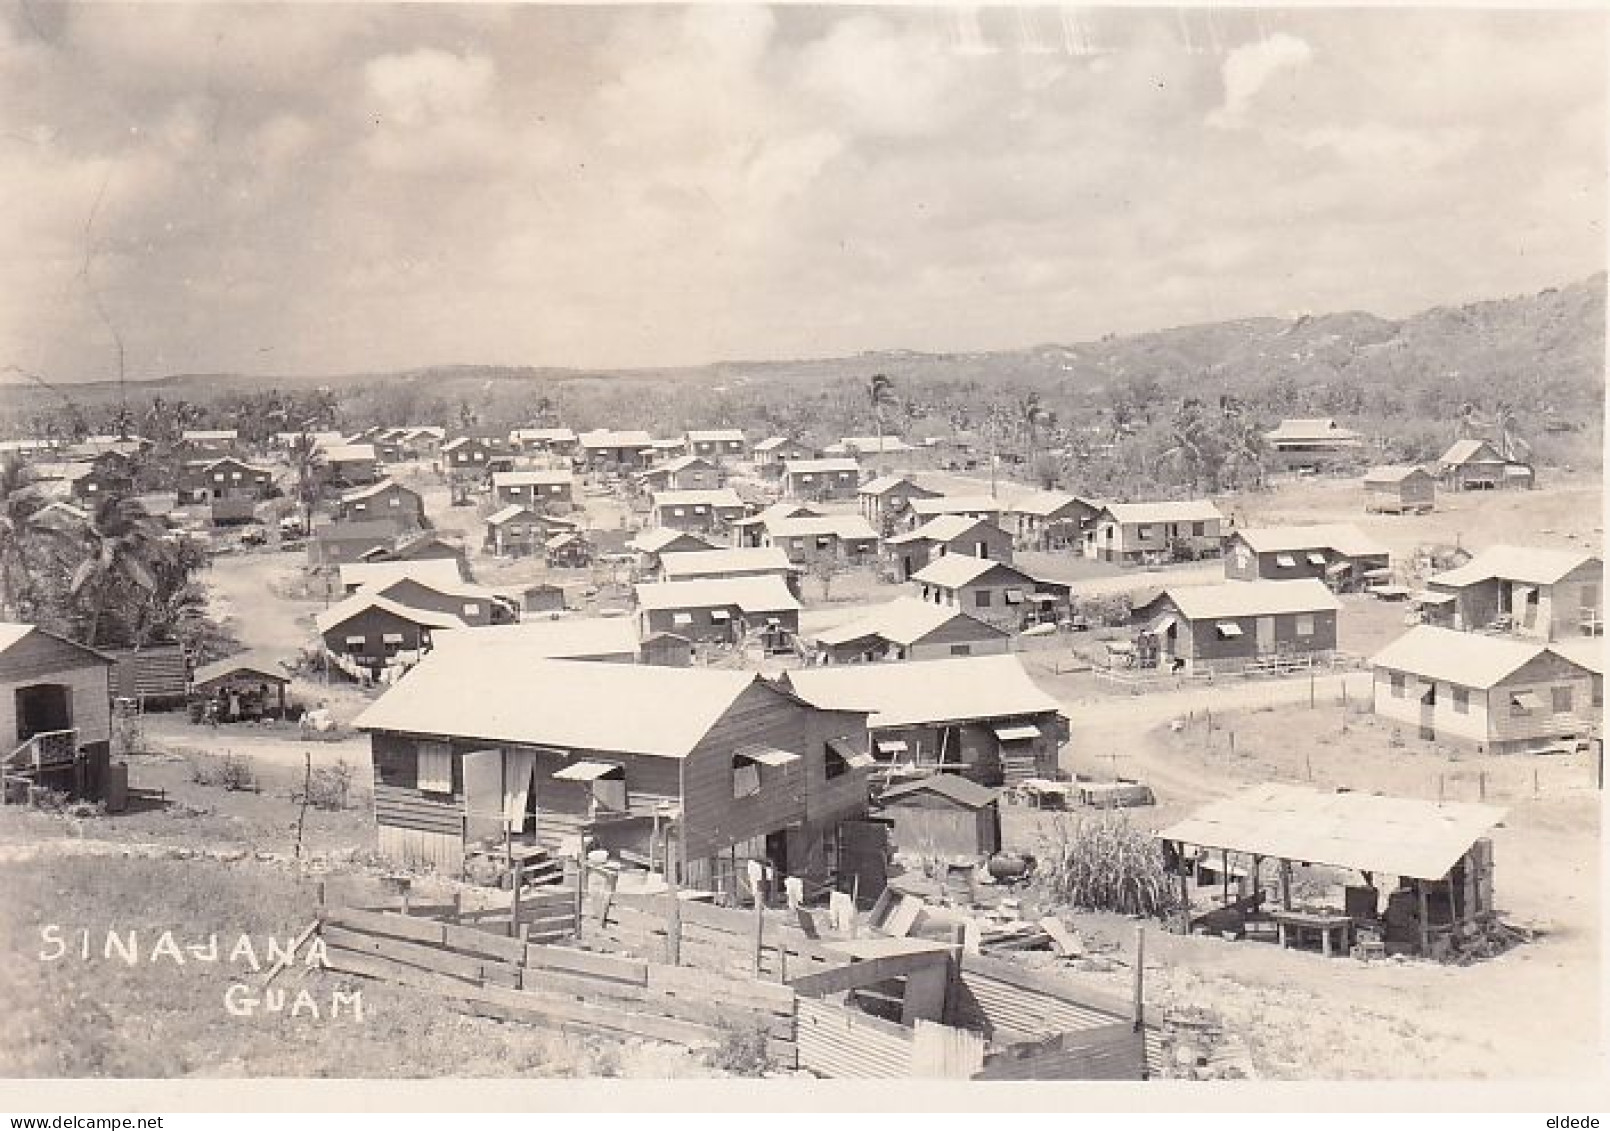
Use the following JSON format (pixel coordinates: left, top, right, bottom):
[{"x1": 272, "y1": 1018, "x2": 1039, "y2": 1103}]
[
  {"x1": 110, "y1": 646, "x2": 188, "y2": 700},
  {"x1": 962, "y1": 972, "x2": 1123, "y2": 1037},
  {"x1": 797, "y1": 998, "x2": 913, "y2": 1078},
  {"x1": 975, "y1": 1022, "x2": 1145, "y2": 1080}
]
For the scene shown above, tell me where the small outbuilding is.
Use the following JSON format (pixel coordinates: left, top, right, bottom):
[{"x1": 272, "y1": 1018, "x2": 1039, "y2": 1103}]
[
  {"x1": 189, "y1": 654, "x2": 291, "y2": 722},
  {"x1": 877, "y1": 774, "x2": 1002, "y2": 860},
  {"x1": 1363, "y1": 466, "x2": 1436, "y2": 514}
]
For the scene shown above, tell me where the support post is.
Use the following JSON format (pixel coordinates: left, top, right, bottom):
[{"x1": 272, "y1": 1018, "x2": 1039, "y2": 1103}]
[
  {"x1": 510, "y1": 857, "x2": 524, "y2": 939},
  {"x1": 1417, "y1": 881, "x2": 1430, "y2": 955},
  {"x1": 1279, "y1": 859, "x2": 1292, "y2": 911},
  {"x1": 573, "y1": 855, "x2": 586, "y2": 940},
  {"x1": 1132, "y1": 925, "x2": 1146, "y2": 1033},
  {"x1": 752, "y1": 883, "x2": 766, "y2": 979}
]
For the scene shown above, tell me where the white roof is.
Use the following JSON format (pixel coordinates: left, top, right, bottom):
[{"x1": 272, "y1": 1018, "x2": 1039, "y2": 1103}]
[
  {"x1": 1550, "y1": 637, "x2": 1605, "y2": 677},
  {"x1": 1439, "y1": 439, "x2": 1506, "y2": 466},
  {"x1": 429, "y1": 617, "x2": 640, "y2": 660},
  {"x1": 634, "y1": 576, "x2": 802, "y2": 614},
  {"x1": 1265, "y1": 418, "x2": 1362, "y2": 442},
  {"x1": 814, "y1": 596, "x2": 1007, "y2": 648},
  {"x1": 686, "y1": 429, "x2": 745, "y2": 443},
  {"x1": 628, "y1": 528, "x2": 720, "y2": 554},
  {"x1": 764, "y1": 515, "x2": 879, "y2": 541},
  {"x1": 322, "y1": 443, "x2": 376, "y2": 463},
  {"x1": 1156, "y1": 783, "x2": 1504, "y2": 882},
  {"x1": 785, "y1": 655, "x2": 1062, "y2": 728},
  {"x1": 1234, "y1": 524, "x2": 1387, "y2": 558},
  {"x1": 1363, "y1": 465, "x2": 1432, "y2": 485},
  {"x1": 357, "y1": 657, "x2": 761, "y2": 758},
  {"x1": 1161, "y1": 578, "x2": 1341, "y2": 620},
  {"x1": 911, "y1": 554, "x2": 1031, "y2": 590},
  {"x1": 909, "y1": 495, "x2": 1001, "y2": 517},
  {"x1": 648, "y1": 454, "x2": 716, "y2": 474},
  {"x1": 485, "y1": 503, "x2": 540, "y2": 525},
  {"x1": 784, "y1": 458, "x2": 860, "y2": 475},
  {"x1": 1369, "y1": 625, "x2": 1590, "y2": 689},
  {"x1": 510, "y1": 427, "x2": 576, "y2": 443},
  {"x1": 181, "y1": 429, "x2": 237, "y2": 441},
  {"x1": 827, "y1": 437, "x2": 914, "y2": 454},
  {"x1": 1100, "y1": 500, "x2": 1225, "y2": 525},
  {"x1": 651, "y1": 488, "x2": 746, "y2": 510},
  {"x1": 1430, "y1": 545, "x2": 1601, "y2": 589},
  {"x1": 337, "y1": 558, "x2": 465, "y2": 593},
  {"x1": 580, "y1": 429, "x2": 654, "y2": 448},
  {"x1": 753, "y1": 436, "x2": 803, "y2": 451},
  {"x1": 492, "y1": 469, "x2": 573, "y2": 488},
  {"x1": 886, "y1": 514, "x2": 991, "y2": 545},
  {"x1": 440, "y1": 436, "x2": 482, "y2": 452},
  {"x1": 1009, "y1": 490, "x2": 1092, "y2": 517},
  {"x1": 314, "y1": 592, "x2": 466, "y2": 635},
  {"x1": 341, "y1": 478, "x2": 416, "y2": 505},
  {"x1": 858, "y1": 474, "x2": 930, "y2": 497},
  {"x1": 660, "y1": 547, "x2": 796, "y2": 579}
]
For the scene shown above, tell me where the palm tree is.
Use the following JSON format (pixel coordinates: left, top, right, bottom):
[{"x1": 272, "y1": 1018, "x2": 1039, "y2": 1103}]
[
  {"x1": 867, "y1": 373, "x2": 896, "y2": 467},
  {"x1": 287, "y1": 433, "x2": 325, "y2": 535},
  {"x1": 0, "y1": 457, "x2": 46, "y2": 618},
  {"x1": 57, "y1": 496, "x2": 173, "y2": 648}
]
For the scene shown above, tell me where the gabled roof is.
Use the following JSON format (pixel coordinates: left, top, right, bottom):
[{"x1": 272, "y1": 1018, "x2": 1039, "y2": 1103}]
[
  {"x1": 321, "y1": 444, "x2": 376, "y2": 463},
  {"x1": 338, "y1": 558, "x2": 465, "y2": 592},
  {"x1": 341, "y1": 478, "x2": 418, "y2": 505},
  {"x1": 764, "y1": 515, "x2": 879, "y2": 541},
  {"x1": 579, "y1": 429, "x2": 654, "y2": 448},
  {"x1": 357, "y1": 657, "x2": 763, "y2": 758},
  {"x1": 440, "y1": 436, "x2": 484, "y2": 452},
  {"x1": 814, "y1": 596, "x2": 1008, "y2": 648},
  {"x1": 1369, "y1": 625, "x2": 1567, "y2": 689},
  {"x1": 911, "y1": 554, "x2": 1033, "y2": 590},
  {"x1": 1264, "y1": 418, "x2": 1362, "y2": 443},
  {"x1": 650, "y1": 488, "x2": 746, "y2": 509},
  {"x1": 753, "y1": 436, "x2": 807, "y2": 452},
  {"x1": 314, "y1": 592, "x2": 466, "y2": 635},
  {"x1": 1363, "y1": 465, "x2": 1433, "y2": 485},
  {"x1": 485, "y1": 503, "x2": 543, "y2": 526},
  {"x1": 430, "y1": 617, "x2": 640, "y2": 660},
  {"x1": 879, "y1": 774, "x2": 1001, "y2": 809},
  {"x1": 492, "y1": 469, "x2": 573, "y2": 488},
  {"x1": 1550, "y1": 637, "x2": 1604, "y2": 677},
  {"x1": 826, "y1": 437, "x2": 915, "y2": 455},
  {"x1": 192, "y1": 652, "x2": 290, "y2": 686},
  {"x1": 1233, "y1": 524, "x2": 1387, "y2": 558},
  {"x1": 1438, "y1": 439, "x2": 1507, "y2": 466},
  {"x1": 628, "y1": 527, "x2": 721, "y2": 555},
  {"x1": 1156, "y1": 578, "x2": 1341, "y2": 620},
  {"x1": 648, "y1": 454, "x2": 718, "y2": 475},
  {"x1": 375, "y1": 574, "x2": 502, "y2": 603},
  {"x1": 660, "y1": 547, "x2": 797, "y2": 579},
  {"x1": 886, "y1": 514, "x2": 994, "y2": 546},
  {"x1": 510, "y1": 427, "x2": 576, "y2": 443},
  {"x1": 858, "y1": 474, "x2": 935, "y2": 498},
  {"x1": 783, "y1": 655, "x2": 1062, "y2": 728},
  {"x1": 1009, "y1": 490, "x2": 1098, "y2": 518},
  {"x1": 180, "y1": 429, "x2": 237, "y2": 442},
  {"x1": 314, "y1": 519, "x2": 402, "y2": 545},
  {"x1": 1098, "y1": 500, "x2": 1224, "y2": 525},
  {"x1": 733, "y1": 502, "x2": 826, "y2": 528},
  {"x1": 909, "y1": 495, "x2": 1002, "y2": 517},
  {"x1": 686, "y1": 429, "x2": 745, "y2": 444},
  {"x1": 0, "y1": 623, "x2": 114, "y2": 666},
  {"x1": 783, "y1": 458, "x2": 860, "y2": 475},
  {"x1": 634, "y1": 576, "x2": 802, "y2": 614},
  {"x1": 1429, "y1": 545, "x2": 1601, "y2": 589},
  {"x1": 1156, "y1": 783, "x2": 1504, "y2": 882}
]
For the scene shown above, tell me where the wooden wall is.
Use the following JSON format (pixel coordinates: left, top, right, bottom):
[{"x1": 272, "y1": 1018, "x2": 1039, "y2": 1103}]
[
  {"x1": 680, "y1": 680, "x2": 810, "y2": 863},
  {"x1": 0, "y1": 632, "x2": 112, "y2": 750}
]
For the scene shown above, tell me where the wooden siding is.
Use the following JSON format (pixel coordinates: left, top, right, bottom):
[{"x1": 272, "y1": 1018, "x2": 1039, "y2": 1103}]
[
  {"x1": 1372, "y1": 652, "x2": 1597, "y2": 750},
  {"x1": 0, "y1": 632, "x2": 112, "y2": 750},
  {"x1": 679, "y1": 681, "x2": 810, "y2": 863},
  {"x1": 1170, "y1": 607, "x2": 1338, "y2": 667},
  {"x1": 640, "y1": 606, "x2": 800, "y2": 644},
  {"x1": 375, "y1": 578, "x2": 498, "y2": 626},
  {"x1": 1087, "y1": 517, "x2": 1222, "y2": 562},
  {"x1": 340, "y1": 485, "x2": 423, "y2": 524},
  {"x1": 323, "y1": 606, "x2": 440, "y2": 661},
  {"x1": 883, "y1": 803, "x2": 998, "y2": 858}
]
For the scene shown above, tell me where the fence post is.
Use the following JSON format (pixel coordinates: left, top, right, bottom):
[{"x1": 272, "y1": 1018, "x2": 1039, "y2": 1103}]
[
  {"x1": 573, "y1": 856, "x2": 586, "y2": 940},
  {"x1": 510, "y1": 857, "x2": 524, "y2": 939},
  {"x1": 1132, "y1": 924, "x2": 1146, "y2": 1033},
  {"x1": 665, "y1": 881, "x2": 683, "y2": 966}
]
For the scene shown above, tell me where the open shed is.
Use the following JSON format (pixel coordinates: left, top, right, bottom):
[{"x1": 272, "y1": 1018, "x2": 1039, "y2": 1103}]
[
  {"x1": 1156, "y1": 783, "x2": 1504, "y2": 960},
  {"x1": 190, "y1": 653, "x2": 291, "y2": 721}
]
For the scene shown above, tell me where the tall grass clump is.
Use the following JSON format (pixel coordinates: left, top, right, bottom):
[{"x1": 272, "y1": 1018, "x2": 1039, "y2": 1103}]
[{"x1": 1038, "y1": 809, "x2": 1176, "y2": 918}]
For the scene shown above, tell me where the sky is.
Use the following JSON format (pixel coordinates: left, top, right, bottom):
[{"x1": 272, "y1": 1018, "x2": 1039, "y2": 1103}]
[{"x1": 1, "y1": 4, "x2": 1604, "y2": 382}]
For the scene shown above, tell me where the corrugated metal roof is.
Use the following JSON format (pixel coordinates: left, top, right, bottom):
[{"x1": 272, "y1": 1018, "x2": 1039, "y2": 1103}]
[
  {"x1": 492, "y1": 469, "x2": 573, "y2": 487},
  {"x1": 341, "y1": 478, "x2": 416, "y2": 504},
  {"x1": 783, "y1": 458, "x2": 860, "y2": 475},
  {"x1": 314, "y1": 592, "x2": 466, "y2": 635},
  {"x1": 685, "y1": 429, "x2": 745, "y2": 443},
  {"x1": 322, "y1": 444, "x2": 376, "y2": 463},
  {"x1": 1429, "y1": 545, "x2": 1601, "y2": 588},
  {"x1": 784, "y1": 654, "x2": 1063, "y2": 728},
  {"x1": 911, "y1": 554, "x2": 1033, "y2": 590},
  {"x1": 338, "y1": 559, "x2": 464, "y2": 592},
  {"x1": 885, "y1": 514, "x2": 987, "y2": 545},
  {"x1": 1234, "y1": 523, "x2": 1388, "y2": 558},
  {"x1": 432, "y1": 617, "x2": 640, "y2": 660},
  {"x1": 634, "y1": 575, "x2": 802, "y2": 613},
  {"x1": 579, "y1": 429, "x2": 654, "y2": 448},
  {"x1": 909, "y1": 495, "x2": 1001, "y2": 516},
  {"x1": 814, "y1": 596, "x2": 1006, "y2": 648},
  {"x1": 880, "y1": 774, "x2": 1000, "y2": 808},
  {"x1": 627, "y1": 528, "x2": 720, "y2": 554},
  {"x1": 1363, "y1": 465, "x2": 1431, "y2": 485},
  {"x1": 192, "y1": 652, "x2": 289, "y2": 686},
  {"x1": 1163, "y1": 578, "x2": 1341, "y2": 620},
  {"x1": 1100, "y1": 500, "x2": 1224, "y2": 525},
  {"x1": 1368, "y1": 625, "x2": 1584, "y2": 688},
  {"x1": 650, "y1": 488, "x2": 746, "y2": 509},
  {"x1": 1156, "y1": 782, "x2": 1504, "y2": 881},
  {"x1": 765, "y1": 515, "x2": 878, "y2": 541},
  {"x1": 660, "y1": 547, "x2": 795, "y2": 579},
  {"x1": 356, "y1": 656, "x2": 759, "y2": 758}
]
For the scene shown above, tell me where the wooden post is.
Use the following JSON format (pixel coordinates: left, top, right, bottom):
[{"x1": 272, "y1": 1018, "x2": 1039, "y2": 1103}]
[
  {"x1": 1132, "y1": 925, "x2": 1146, "y2": 1033},
  {"x1": 573, "y1": 856, "x2": 586, "y2": 940},
  {"x1": 1279, "y1": 859, "x2": 1292, "y2": 911},
  {"x1": 665, "y1": 883, "x2": 683, "y2": 967},
  {"x1": 510, "y1": 857, "x2": 525, "y2": 939},
  {"x1": 1176, "y1": 842, "x2": 1190, "y2": 927},
  {"x1": 1220, "y1": 849, "x2": 1230, "y2": 906},
  {"x1": 1416, "y1": 881, "x2": 1430, "y2": 955},
  {"x1": 752, "y1": 881, "x2": 766, "y2": 979},
  {"x1": 315, "y1": 880, "x2": 326, "y2": 912}
]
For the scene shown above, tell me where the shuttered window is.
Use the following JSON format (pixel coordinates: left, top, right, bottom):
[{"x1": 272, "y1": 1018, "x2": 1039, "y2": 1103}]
[
  {"x1": 1552, "y1": 686, "x2": 1573, "y2": 714},
  {"x1": 417, "y1": 744, "x2": 453, "y2": 794}
]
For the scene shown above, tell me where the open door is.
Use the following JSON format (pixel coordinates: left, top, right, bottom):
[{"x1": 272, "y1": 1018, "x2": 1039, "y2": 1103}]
[
  {"x1": 462, "y1": 749, "x2": 505, "y2": 846},
  {"x1": 837, "y1": 818, "x2": 891, "y2": 908}
]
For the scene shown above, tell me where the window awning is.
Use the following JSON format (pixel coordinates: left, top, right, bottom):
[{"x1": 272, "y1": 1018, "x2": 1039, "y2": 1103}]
[
  {"x1": 1309, "y1": 553, "x2": 1331, "y2": 567},
  {"x1": 1362, "y1": 567, "x2": 1393, "y2": 579},
  {"x1": 1325, "y1": 561, "x2": 1351, "y2": 575},
  {"x1": 1275, "y1": 554, "x2": 1297, "y2": 568},
  {"x1": 1216, "y1": 621, "x2": 1244, "y2": 638},
  {"x1": 1004, "y1": 589, "x2": 1025, "y2": 604},
  {"x1": 828, "y1": 737, "x2": 875, "y2": 769},
  {"x1": 1150, "y1": 614, "x2": 1178, "y2": 634},
  {"x1": 1029, "y1": 594, "x2": 1057, "y2": 604},
  {"x1": 735, "y1": 746, "x2": 800, "y2": 767},
  {"x1": 710, "y1": 609, "x2": 732, "y2": 621},
  {"x1": 671, "y1": 612, "x2": 694, "y2": 626},
  {"x1": 876, "y1": 739, "x2": 909, "y2": 755},
  {"x1": 994, "y1": 724, "x2": 1041, "y2": 742},
  {"x1": 1510, "y1": 691, "x2": 1540, "y2": 712},
  {"x1": 551, "y1": 760, "x2": 621, "y2": 782},
  {"x1": 1414, "y1": 590, "x2": 1457, "y2": 605}
]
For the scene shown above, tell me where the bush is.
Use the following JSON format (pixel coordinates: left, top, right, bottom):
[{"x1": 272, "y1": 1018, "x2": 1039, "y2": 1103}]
[
  {"x1": 1037, "y1": 809, "x2": 1177, "y2": 918},
  {"x1": 707, "y1": 1021, "x2": 772, "y2": 1077},
  {"x1": 1076, "y1": 591, "x2": 1133, "y2": 628},
  {"x1": 293, "y1": 759, "x2": 354, "y2": 811},
  {"x1": 190, "y1": 752, "x2": 259, "y2": 792},
  {"x1": 112, "y1": 711, "x2": 145, "y2": 757}
]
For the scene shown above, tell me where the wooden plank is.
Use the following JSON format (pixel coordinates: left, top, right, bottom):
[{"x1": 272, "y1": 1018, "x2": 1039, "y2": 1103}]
[
  {"x1": 524, "y1": 943, "x2": 648, "y2": 986},
  {"x1": 321, "y1": 924, "x2": 485, "y2": 983},
  {"x1": 324, "y1": 908, "x2": 447, "y2": 947},
  {"x1": 471, "y1": 981, "x2": 723, "y2": 1048},
  {"x1": 480, "y1": 961, "x2": 523, "y2": 988},
  {"x1": 646, "y1": 963, "x2": 796, "y2": 1010},
  {"x1": 789, "y1": 950, "x2": 949, "y2": 999},
  {"x1": 442, "y1": 923, "x2": 528, "y2": 965}
]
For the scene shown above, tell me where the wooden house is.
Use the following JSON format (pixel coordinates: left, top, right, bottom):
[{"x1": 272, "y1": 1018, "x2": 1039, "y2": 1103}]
[
  {"x1": 911, "y1": 556, "x2": 1043, "y2": 631},
  {"x1": 1008, "y1": 491, "x2": 1101, "y2": 552},
  {"x1": 685, "y1": 430, "x2": 747, "y2": 462},
  {"x1": 315, "y1": 592, "x2": 464, "y2": 671},
  {"x1": 545, "y1": 532, "x2": 593, "y2": 569},
  {"x1": 905, "y1": 495, "x2": 1004, "y2": 531},
  {"x1": 179, "y1": 457, "x2": 275, "y2": 506},
  {"x1": 441, "y1": 436, "x2": 495, "y2": 477},
  {"x1": 0, "y1": 624, "x2": 113, "y2": 801},
  {"x1": 491, "y1": 469, "x2": 575, "y2": 512},
  {"x1": 483, "y1": 504, "x2": 579, "y2": 558},
  {"x1": 429, "y1": 617, "x2": 640, "y2": 665},
  {"x1": 858, "y1": 475, "x2": 941, "y2": 533},
  {"x1": 640, "y1": 631, "x2": 693, "y2": 667},
  {"x1": 782, "y1": 654, "x2": 1068, "y2": 787},
  {"x1": 339, "y1": 558, "x2": 468, "y2": 596},
  {"x1": 628, "y1": 527, "x2": 722, "y2": 574},
  {"x1": 364, "y1": 530, "x2": 471, "y2": 570},
  {"x1": 1370, "y1": 626, "x2": 1599, "y2": 754},
  {"x1": 396, "y1": 426, "x2": 446, "y2": 460},
  {"x1": 659, "y1": 547, "x2": 802, "y2": 595},
  {"x1": 309, "y1": 519, "x2": 401, "y2": 570},
  {"x1": 886, "y1": 515, "x2": 1014, "y2": 582},
  {"x1": 67, "y1": 461, "x2": 134, "y2": 503},
  {"x1": 782, "y1": 458, "x2": 862, "y2": 501},
  {"x1": 812, "y1": 597, "x2": 1011, "y2": 664},
  {"x1": 646, "y1": 438, "x2": 688, "y2": 463},
  {"x1": 640, "y1": 455, "x2": 722, "y2": 493},
  {"x1": 876, "y1": 775, "x2": 1001, "y2": 859},
  {"x1": 509, "y1": 427, "x2": 577, "y2": 455},
  {"x1": 824, "y1": 436, "x2": 917, "y2": 461},
  {"x1": 578, "y1": 429, "x2": 654, "y2": 470},
  {"x1": 761, "y1": 514, "x2": 880, "y2": 566},
  {"x1": 189, "y1": 654, "x2": 290, "y2": 722},
  {"x1": 1264, "y1": 418, "x2": 1365, "y2": 473},
  {"x1": 356, "y1": 656, "x2": 873, "y2": 892},
  {"x1": 1423, "y1": 546, "x2": 1603, "y2": 641},
  {"x1": 178, "y1": 429, "x2": 239, "y2": 458},
  {"x1": 729, "y1": 502, "x2": 825, "y2": 548},
  {"x1": 649, "y1": 488, "x2": 748, "y2": 534},
  {"x1": 1131, "y1": 578, "x2": 1342, "y2": 675},
  {"x1": 1223, "y1": 524, "x2": 1390, "y2": 591},
  {"x1": 316, "y1": 443, "x2": 377, "y2": 488},
  {"x1": 1364, "y1": 466, "x2": 1437, "y2": 514},
  {"x1": 371, "y1": 576, "x2": 516, "y2": 628},
  {"x1": 337, "y1": 479, "x2": 424, "y2": 530},
  {"x1": 752, "y1": 437, "x2": 815, "y2": 476},
  {"x1": 635, "y1": 576, "x2": 802, "y2": 645},
  {"x1": 1437, "y1": 439, "x2": 1534, "y2": 491},
  {"x1": 1083, "y1": 500, "x2": 1225, "y2": 565}
]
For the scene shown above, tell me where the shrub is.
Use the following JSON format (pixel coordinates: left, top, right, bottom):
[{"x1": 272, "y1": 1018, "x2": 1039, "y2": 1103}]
[
  {"x1": 707, "y1": 1020, "x2": 772, "y2": 1077},
  {"x1": 293, "y1": 759, "x2": 354, "y2": 811},
  {"x1": 112, "y1": 712, "x2": 145, "y2": 757},
  {"x1": 190, "y1": 752, "x2": 259, "y2": 792},
  {"x1": 1076, "y1": 591, "x2": 1133, "y2": 628},
  {"x1": 1037, "y1": 809, "x2": 1177, "y2": 918}
]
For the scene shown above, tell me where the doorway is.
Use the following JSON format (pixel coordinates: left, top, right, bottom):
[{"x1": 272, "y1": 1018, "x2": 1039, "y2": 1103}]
[{"x1": 15, "y1": 684, "x2": 71, "y2": 742}]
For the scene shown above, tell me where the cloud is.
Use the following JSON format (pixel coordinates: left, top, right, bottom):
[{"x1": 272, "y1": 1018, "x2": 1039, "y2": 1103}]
[
  {"x1": 365, "y1": 48, "x2": 495, "y2": 127},
  {"x1": 1208, "y1": 32, "x2": 1313, "y2": 128}
]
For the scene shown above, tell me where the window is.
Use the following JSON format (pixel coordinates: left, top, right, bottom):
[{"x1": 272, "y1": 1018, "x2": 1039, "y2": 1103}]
[
  {"x1": 950, "y1": 644, "x2": 973, "y2": 657},
  {"x1": 344, "y1": 635, "x2": 366, "y2": 648},
  {"x1": 1004, "y1": 589, "x2": 1025, "y2": 605},
  {"x1": 381, "y1": 632, "x2": 404, "y2": 645},
  {"x1": 732, "y1": 760, "x2": 761, "y2": 799},
  {"x1": 673, "y1": 508, "x2": 686, "y2": 517},
  {"x1": 1295, "y1": 614, "x2": 1315, "y2": 637},
  {"x1": 231, "y1": 472, "x2": 242, "y2": 481},
  {"x1": 1552, "y1": 686, "x2": 1573, "y2": 714},
  {"x1": 1452, "y1": 686, "x2": 1469, "y2": 714},
  {"x1": 550, "y1": 484, "x2": 562, "y2": 494},
  {"x1": 1420, "y1": 682, "x2": 1436, "y2": 706},
  {"x1": 213, "y1": 472, "x2": 225, "y2": 482},
  {"x1": 1509, "y1": 692, "x2": 1536, "y2": 716},
  {"x1": 816, "y1": 536, "x2": 832, "y2": 549},
  {"x1": 975, "y1": 590, "x2": 993, "y2": 608},
  {"x1": 473, "y1": 451, "x2": 485, "y2": 461},
  {"x1": 389, "y1": 496, "x2": 401, "y2": 507},
  {"x1": 417, "y1": 744, "x2": 452, "y2": 794},
  {"x1": 1390, "y1": 672, "x2": 1406, "y2": 698},
  {"x1": 1136, "y1": 524, "x2": 1152, "y2": 540},
  {"x1": 1192, "y1": 522, "x2": 1206, "y2": 537},
  {"x1": 463, "y1": 603, "x2": 480, "y2": 617}
]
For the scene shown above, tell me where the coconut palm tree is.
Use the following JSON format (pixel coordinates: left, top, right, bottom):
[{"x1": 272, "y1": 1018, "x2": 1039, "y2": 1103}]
[
  {"x1": 867, "y1": 373, "x2": 896, "y2": 464},
  {"x1": 0, "y1": 457, "x2": 47, "y2": 618},
  {"x1": 287, "y1": 433, "x2": 325, "y2": 535},
  {"x1": 56, "y1": 496, "x2": 174, "y2": 648}
]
